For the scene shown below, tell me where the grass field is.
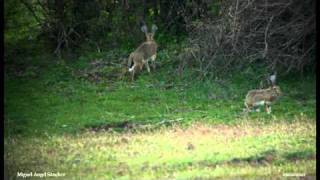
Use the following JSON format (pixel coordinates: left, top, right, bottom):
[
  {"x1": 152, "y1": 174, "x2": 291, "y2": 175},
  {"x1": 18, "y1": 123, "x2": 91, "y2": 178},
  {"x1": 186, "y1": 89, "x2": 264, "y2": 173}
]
[{"x1": 4, "y1": 52, "x2": 316, "y2": 179}]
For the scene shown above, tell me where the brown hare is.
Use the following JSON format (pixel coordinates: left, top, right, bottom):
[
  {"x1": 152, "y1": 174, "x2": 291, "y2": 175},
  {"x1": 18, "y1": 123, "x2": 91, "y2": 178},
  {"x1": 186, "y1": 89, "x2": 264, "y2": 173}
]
[
  {"x1": 244, "y1": 73, "x2": 282, "y2": 114},
  {"x1": 128, "y1": 24, "x2": 158, "y2": 81}
]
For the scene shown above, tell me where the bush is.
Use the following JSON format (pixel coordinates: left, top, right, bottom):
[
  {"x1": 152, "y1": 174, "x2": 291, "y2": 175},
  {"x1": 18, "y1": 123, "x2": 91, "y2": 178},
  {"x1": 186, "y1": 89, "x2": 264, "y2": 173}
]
[{"x1": 178, "y1": 0, "x2": 316, "y2": 79}]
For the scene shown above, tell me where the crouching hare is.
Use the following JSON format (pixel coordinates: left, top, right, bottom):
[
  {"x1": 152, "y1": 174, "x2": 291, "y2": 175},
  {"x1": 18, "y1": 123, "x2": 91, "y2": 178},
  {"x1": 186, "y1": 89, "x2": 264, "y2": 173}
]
[
  {"x1": 244, "y1": 74, "x2": 282, "y2": 114},
  {"x1": 128, "y1": 24, "x2": 158, "y2": 81}
]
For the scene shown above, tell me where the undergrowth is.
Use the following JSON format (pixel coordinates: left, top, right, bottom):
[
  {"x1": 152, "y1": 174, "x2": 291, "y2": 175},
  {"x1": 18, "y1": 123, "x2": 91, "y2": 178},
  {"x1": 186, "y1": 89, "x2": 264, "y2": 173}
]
[{"x1": 4, "y1": 48, "x2": 316, "y2": 137}]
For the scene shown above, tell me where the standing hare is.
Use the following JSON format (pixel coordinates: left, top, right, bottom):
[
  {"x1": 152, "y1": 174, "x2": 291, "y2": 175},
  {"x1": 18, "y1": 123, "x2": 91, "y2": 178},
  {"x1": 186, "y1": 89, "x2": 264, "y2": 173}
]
[
  {"x1": 244, "y1": 73, "x2": 282, "y2": 114},
  {"x1": 128, "y1": 24, "x2": 158, "y2": 81}
]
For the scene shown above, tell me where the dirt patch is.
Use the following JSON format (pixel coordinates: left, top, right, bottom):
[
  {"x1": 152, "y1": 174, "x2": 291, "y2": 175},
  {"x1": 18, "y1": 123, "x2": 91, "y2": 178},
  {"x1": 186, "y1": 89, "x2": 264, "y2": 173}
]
[
  {"x1": 85, "y1": 121, "x2": 136, "y2": 132},
  {"x1": 74, "y1": 59, "x2": 128, "y2": 83},
  {"x1": 172, "y1": 123, "x2": 264, "y2": 139}
]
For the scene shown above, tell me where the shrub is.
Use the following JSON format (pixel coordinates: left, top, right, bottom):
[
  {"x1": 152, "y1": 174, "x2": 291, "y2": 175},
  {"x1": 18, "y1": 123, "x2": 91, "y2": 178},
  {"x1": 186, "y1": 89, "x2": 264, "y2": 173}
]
[{"x1": 178, "y1": 0, "x2": 316, "y2": 79}]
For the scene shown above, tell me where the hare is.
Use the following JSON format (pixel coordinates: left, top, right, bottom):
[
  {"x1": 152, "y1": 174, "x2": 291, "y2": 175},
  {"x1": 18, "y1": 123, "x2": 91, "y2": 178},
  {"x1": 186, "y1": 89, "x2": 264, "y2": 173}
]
[
  {"x1": 128, "y1": 24, "x2": 158, "y2": 81},
  {"x1": 244, "y1": 73, "x2": 282, "y2": 114}
]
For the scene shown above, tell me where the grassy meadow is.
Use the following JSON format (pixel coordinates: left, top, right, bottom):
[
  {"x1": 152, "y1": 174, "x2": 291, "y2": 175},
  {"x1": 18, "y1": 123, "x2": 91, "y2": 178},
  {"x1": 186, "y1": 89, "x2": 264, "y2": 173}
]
[{"x1": 4, "y1": 50, "x2": 316, "y2": 179}]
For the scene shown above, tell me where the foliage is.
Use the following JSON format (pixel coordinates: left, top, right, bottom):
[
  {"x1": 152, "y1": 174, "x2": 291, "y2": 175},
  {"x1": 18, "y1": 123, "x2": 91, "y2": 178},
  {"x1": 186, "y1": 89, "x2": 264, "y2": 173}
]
[
  {"x1": 179, "y1": 0, "x2": 316, "y2": 78},
  {"x1": 4, "y1": 0, "x2": 222, "y2": 58},
  {"x1": 5, "y1": 0, "x2": 316, "y2": 77}
]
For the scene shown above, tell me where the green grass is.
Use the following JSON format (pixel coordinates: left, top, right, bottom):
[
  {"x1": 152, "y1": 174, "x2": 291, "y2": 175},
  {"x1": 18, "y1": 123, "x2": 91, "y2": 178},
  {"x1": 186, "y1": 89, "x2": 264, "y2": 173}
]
[
  {"x1": 5, "y1": 121, "x2": 316, "y2": 179},
  {"x1": 4, "y1": 52, "x2": 316, "y2": 179},
  {"x1": 4, "y1": 71, "x2": 315, "y2": 136}
]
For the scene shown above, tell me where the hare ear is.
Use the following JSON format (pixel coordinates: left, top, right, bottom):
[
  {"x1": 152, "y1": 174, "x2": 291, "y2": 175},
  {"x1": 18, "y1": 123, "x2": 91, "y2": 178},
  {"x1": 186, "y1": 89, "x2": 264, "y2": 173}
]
[
  {"x1": 141, "y1": 25, "x2": 148, "y2": 33},
  {"x1": 151, "y1": 24, "x2": 158, "y2": 33}
]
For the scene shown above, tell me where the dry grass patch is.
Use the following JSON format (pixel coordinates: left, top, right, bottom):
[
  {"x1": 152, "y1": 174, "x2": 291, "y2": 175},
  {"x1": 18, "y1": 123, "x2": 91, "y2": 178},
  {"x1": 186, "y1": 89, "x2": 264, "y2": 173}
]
[{"x1": 5, "y1": 120, "x2": 316, "y2": 179}]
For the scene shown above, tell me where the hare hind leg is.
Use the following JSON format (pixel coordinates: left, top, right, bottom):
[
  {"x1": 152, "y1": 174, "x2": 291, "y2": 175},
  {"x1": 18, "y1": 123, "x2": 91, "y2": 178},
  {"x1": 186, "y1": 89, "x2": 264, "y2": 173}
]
[
  {"x1": 128, "y1": 63, "x2": 136, "y2": 72},
  {"x1": 131, "y1": 70, "x2": 135, "y2": 81},
  {"x1": 151, "y1": 54, "x2": 157, "y2": 69},
  {"x1": 265, "y1": 105, "x2": 272, "y2": 114},
  {"x1": 264, "y1": 101, "x2": 272, "y2": 114},
  {"x1": 130, "y1": 64, "x2": 140, "y2": 81},
  {"x1": 144, "y1": 59, "x2": 151, "y2": 73},
  {"x1": 129, "y1": 64, "x2": 135, "y2": 81},
  {"x1": 244, "y1": 102, "x2": 252, "y2": 113}
]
